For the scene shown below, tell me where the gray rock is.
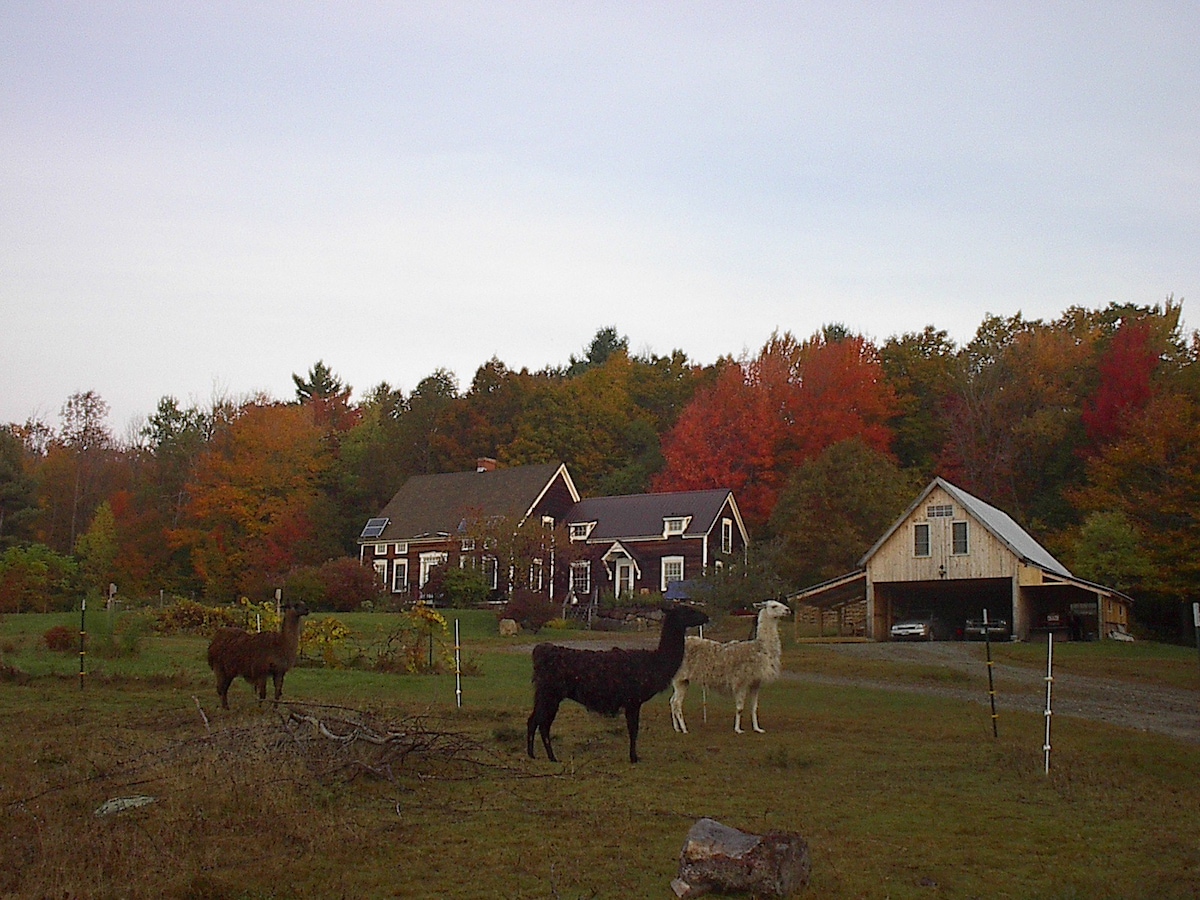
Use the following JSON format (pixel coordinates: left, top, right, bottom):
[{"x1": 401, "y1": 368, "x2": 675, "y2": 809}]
[{"x1": 672, "y1": 817, "x2": 810, "y2": 899}]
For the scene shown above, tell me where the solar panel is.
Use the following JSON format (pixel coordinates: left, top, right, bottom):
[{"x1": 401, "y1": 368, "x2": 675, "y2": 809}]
[{"x1": 360, "y1": 517, "x2": 389, "y2": 539}]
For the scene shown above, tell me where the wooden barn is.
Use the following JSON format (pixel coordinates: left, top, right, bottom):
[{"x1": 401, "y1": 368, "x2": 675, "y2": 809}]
[{"x1": 789, "y1": 478, "x2": 1133, "y2": 642}]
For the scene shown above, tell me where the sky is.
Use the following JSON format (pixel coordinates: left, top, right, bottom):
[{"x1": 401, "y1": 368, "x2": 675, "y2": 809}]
[{"x1": 3, "y1": 2, "x2": 1199, "y2": 437}]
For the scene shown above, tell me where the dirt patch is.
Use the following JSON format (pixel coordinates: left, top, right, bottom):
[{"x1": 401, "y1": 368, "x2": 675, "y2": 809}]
[{"x1": 787, "y1": 641, "x2": 1200, "y2": 745}]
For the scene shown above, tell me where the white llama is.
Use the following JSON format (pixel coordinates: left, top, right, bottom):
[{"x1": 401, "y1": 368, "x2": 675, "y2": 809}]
[{"x1": 669, "y1": 599, "x2": 790, "y2": 734}]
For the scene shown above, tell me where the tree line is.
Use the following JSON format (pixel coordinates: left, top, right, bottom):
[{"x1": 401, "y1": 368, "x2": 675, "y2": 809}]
[{"x1": 1, "y1": 301, "x2": 1196, "y2": 637}]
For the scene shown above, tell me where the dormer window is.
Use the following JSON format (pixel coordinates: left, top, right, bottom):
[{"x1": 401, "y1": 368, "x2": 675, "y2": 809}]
[
  {"x1": 663, "y1": 516, "x2": 690, "y2": 537},
  {"x1": 569, "y1": 522, "x2": 595, "y2": 542}
]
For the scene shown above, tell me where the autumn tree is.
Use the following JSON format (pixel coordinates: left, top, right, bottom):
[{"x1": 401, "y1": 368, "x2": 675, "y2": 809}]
[
  {"x1": 75, "y1": 500, "x2": 118, "y2": 598},
  {"x1": 656, "y1": 329, "x2": 897, "y2": 529},
  {"x1": 881, "y1": 326, "x2": 958, "y2": 476},
  {"x1": 768, "y1": 438, "x2": 921, "y2": 589},
  {"x1": 172, "y1": 399, "x2": 332, "y2": 600},
  {"x1": 293, "y1": 359, "x2": 358, "y2": 432},
  {"x1": 1069, "y1": 389, "x2": 1200, "y2": 635}
]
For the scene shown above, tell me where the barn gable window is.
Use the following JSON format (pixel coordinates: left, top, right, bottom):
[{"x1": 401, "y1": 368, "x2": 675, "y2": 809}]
[
  {"x1": 927, "y1": 504, "x2": 953, "y2": 518},
  {"x1": 914, "y1": 523, "x2": 931, "y2": 557},
  {"x1": 721, "y1": 518, "x2": 733, "y2": 554},
  {"x1": 952, "y1": 521, "x2": 969, "y2": 555}
]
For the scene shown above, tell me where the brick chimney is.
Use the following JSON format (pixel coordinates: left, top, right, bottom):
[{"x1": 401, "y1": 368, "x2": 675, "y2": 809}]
[{"x1": 476, "y1": 457, "x2": 498, "y2": 473}]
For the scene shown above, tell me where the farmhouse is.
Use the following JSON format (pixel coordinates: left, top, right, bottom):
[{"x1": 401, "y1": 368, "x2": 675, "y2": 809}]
[
  {"x1": 563, "y1": 489, "x2": 749, "y2": 603},
  {"x1": 358, "y1": 459, "x2": 580, "y2": 602},
  {"x1": 358, "y1": 459, "x2": 748, "y2": 605},
  {"x1": 790, "y1": 477, "x2": 1133, "y2": 642}
]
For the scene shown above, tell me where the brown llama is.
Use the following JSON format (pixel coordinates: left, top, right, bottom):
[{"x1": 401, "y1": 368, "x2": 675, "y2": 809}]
[
  {"x1": 526, "y1": 604, "x2": 709, "y2": 763},
  {"x1": 207, "y1": 601, "x2": 309, "y2": 709}
]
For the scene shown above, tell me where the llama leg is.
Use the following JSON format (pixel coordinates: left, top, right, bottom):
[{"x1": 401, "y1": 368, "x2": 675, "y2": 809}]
[
  {"x1": 527, "y1": 694, "x2": 560, "y2": 762},
  {"x1": 749, "y1": 683, "x2": 765, "y2": 733},
  {"x1": 733, "y1": 690, "x2": 745, "y2": 734},
  {"x1": 625, "y1": 703, "x2": 642, "y2": 763},
  {"x1": 670, "y1": 680, "x2": 689, "y2": 733},
  {"x1": 254, "y1": 676, "x2": 267, "y2": 702},
  {"x1": 273, "y1": 671, "x2": 284, "y2": 701},
  {"x1": 216, "y1": 671, "x2": 233, "y2": 709}
]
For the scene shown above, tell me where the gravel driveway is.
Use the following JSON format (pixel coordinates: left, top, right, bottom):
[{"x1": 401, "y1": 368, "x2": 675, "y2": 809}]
[{"x1": 786, "y1": 641, "x2": 1200, "y2": 745}]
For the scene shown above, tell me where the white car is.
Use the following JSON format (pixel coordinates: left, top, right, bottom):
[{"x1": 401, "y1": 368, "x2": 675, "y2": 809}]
[{"x1": 890, "y1": 612, "x2": 950, "y2": 641}]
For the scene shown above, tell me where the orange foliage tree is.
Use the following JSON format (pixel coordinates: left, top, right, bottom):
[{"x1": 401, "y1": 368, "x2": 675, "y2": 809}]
[
  {"x1": 170, "y1": 399, "x2": 331, "y2": 600},
  {"x1": 655, "y1": 329, "x2": 896, "y2": 528}
]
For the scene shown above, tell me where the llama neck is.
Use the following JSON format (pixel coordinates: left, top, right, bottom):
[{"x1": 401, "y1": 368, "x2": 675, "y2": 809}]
[
  {"x1": 656, "y1": 618, "x2": 689, "y2": 671},
  {"x1": 281, "y1": 613, "x2": 303, "y2": 662},
  {"x1": 755, "y1": 612, "x2": 781, "y2": 657}
]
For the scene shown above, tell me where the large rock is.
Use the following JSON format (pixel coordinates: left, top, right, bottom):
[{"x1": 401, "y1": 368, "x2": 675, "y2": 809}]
[
  {"x1": 672, "y1": 817, "x2": 810, "y2": 899},
  {"x1": 498, "y1": 618, "x2": 519, "y2": 637}
]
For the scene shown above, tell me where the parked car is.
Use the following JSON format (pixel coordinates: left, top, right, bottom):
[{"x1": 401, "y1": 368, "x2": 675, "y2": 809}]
[
  {"x1": 964, "y1": 617, "x2": 1010, "y2": 641},
  {"x1": 890, "y1": 612, "x2": 950, "y2": 641}
]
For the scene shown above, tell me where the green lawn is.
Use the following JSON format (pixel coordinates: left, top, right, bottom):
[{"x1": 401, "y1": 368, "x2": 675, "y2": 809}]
[{"x1": 1, "y1": 610, "x2": 1198, "y2": 899}]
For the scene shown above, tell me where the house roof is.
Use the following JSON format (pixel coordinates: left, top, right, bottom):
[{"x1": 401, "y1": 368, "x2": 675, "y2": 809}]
[
  {"x1": 859, "y1": 477, "x2": 1072, "y2": 577},
  {"x1": 566, "y1": 489, "x2": 744, "y2": 542},
  {"x1": 364, "y1": 462, "x2": 577, "y2": 543}
]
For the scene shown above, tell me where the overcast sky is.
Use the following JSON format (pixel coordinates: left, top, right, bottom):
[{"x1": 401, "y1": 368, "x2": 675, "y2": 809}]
[{"x1": 3, "y1": 2, "x2": 1198, "y2": 436}]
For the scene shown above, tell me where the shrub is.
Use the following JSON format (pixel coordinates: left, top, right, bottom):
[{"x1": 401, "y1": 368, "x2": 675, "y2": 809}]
[
  {"x1": 318, "y1": 557, "x2": 383, "y2": 612},
  {"x1": 442, "y1": 565, "x2": 490, "y2": 607},
  {"x1": 43, "y1": 625, "x2": 74, "y2": 652},
  {"x1": 373, "y1": 605, "x2": 453, "y2": 674},
  {"x1": 503, "y1": 588, "x2": 557, "y2": 634},
  {"x1": 152, "y1": 599, "x2": 239, "y2": 634}
]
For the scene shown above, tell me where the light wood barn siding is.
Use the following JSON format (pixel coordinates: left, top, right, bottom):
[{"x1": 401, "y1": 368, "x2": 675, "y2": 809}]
[{"x1": 868, "y1": 486, "x2": 1019, "y2": 583}]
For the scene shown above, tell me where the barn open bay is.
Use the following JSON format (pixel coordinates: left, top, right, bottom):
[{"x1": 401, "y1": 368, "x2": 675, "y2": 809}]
[{"x1": 2, "y1": 610, "x2": 1198, "y2": 898}]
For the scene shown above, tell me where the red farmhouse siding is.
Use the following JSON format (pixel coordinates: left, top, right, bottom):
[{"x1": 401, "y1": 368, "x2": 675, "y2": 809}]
[
  {"x1": 564, "y1": 490, "x2": 749, "y2": 603},
  {"x1": 358, "y1": 460, "x2": 579, "y2": 602}
]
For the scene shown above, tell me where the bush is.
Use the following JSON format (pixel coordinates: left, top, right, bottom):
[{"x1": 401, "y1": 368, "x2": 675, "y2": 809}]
[
  {"x1": 503, "y1": 589, "x2": 557, "y2": 634},
  {"x1": 318, "y1": 557, "x2": 383, "y2": 612},
  {"x1": 152, "y1": 599, "x2": 239, "y2": 634},
  {"x1": 442, "y1": 566, "x2": 490, "y2": 607},
  {"x1": 43, "y1": 625, "x2": 74, "y2": 652}
]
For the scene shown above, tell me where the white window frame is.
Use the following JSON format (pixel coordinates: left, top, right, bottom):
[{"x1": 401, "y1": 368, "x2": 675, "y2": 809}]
[
  {"x1": 482, "y1": 556, "x2": 499, "y2": 590},
  {"x1": 394, "y1": 542, "x2": 408, "y2": 554},
  {"x1": 663, "y1": 517, "x2": 689, "y2": 537},
  {"x1": 571, "y1": 560, "x2": 591, "y2": 596},
  {"x1": 419, "y1": 551, "x2": 448, "y2": 587},
  {"x1": 569, "y1": 522, "x2": 594, "y2": 542},
  {"x1": 530, "y1": 558, "x2": 544, "y2": 592},
  {"x1": 927, "y1": 504, "x2": 953, "y2": 518},
  {"x1": 661, "y1": 556, "x2": 684, "y2": 591},
  {"x1": 952, "y1": 521, "x2": 969, "y2": 555},
  {"x1": 372, "y1": 560, "x2": 388, "y2": 584},
  {"x1": 721, "y1": 518, "x2": 733, "y2": 554},
  {"x1": 391, "y1": 559, "x2": 409, "y2": 593},
  {"x1": 461, "y1": 538, "x2": 475, "y2": 552},
  {"x1": 373, "y1": 542, "x2": 388, "y2": 556},
  {"x1": 914, "y1": 523, "x2": 931, "y2": 558}
]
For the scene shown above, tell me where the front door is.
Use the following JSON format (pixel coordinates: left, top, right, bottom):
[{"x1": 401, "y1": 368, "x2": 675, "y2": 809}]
[{"x1": 616, "y1": 560, "x2": 635, "y2": 598}]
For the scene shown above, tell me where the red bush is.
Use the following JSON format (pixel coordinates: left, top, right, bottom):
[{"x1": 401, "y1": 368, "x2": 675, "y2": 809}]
[
  {"x1": 43, "y1": 625, "x2": 74, "y2": 652},
  {"x1": 503, "y1": 589, "x2": 557, "y2": 634}
]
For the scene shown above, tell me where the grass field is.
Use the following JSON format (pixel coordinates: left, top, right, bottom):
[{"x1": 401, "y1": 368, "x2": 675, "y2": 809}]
[{"x1": 1, "y1": 609, "x2": 1198, "y2": 899}]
